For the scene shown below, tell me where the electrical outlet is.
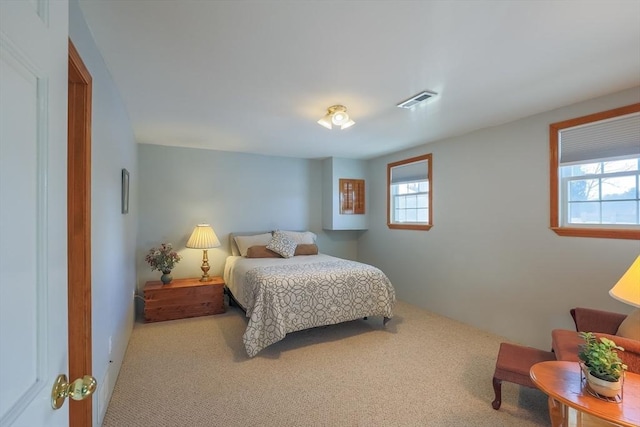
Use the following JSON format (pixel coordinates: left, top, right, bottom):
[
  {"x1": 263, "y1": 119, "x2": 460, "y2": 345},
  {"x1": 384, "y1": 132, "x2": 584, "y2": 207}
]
[{"x1": 108, "y1": 336, "x2": 112, "y2": 355}]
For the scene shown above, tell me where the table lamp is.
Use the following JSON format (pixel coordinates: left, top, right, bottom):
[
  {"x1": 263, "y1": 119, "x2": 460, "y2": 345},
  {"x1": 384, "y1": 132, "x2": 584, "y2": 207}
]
[
  {"x1": 186, "y1": 224, "x2": 221, "y2": 281},
  {"x1": 609, "y1": 255, "x2": 640, "y2": 340}
]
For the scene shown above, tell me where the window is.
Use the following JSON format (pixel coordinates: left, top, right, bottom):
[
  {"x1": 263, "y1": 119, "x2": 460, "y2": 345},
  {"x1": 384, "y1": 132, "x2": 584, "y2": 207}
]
[
  {"x1": 550, "y1": 103, "x2": 640, "y2": 239},
  {"x1": 387, "y1": 154, "x2": 432, "y2": 230}
]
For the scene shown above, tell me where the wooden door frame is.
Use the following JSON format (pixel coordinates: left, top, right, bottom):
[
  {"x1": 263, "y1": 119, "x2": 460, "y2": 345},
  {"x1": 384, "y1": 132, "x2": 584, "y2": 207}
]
[{"x1": 68, "y1": 40, "x2": 93, "y2": 427}]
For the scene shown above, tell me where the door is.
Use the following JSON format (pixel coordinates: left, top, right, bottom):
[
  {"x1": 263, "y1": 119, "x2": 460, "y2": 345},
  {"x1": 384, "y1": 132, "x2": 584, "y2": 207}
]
[{"x1": 0, "y1": 1, "x2": 71, "y2": 426}]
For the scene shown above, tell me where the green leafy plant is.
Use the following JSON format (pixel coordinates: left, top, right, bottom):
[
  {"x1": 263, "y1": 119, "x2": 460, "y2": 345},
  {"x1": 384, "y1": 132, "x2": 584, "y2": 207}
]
[{"x1": 578, "y1": 332, "x2": 627, "y2": 382}]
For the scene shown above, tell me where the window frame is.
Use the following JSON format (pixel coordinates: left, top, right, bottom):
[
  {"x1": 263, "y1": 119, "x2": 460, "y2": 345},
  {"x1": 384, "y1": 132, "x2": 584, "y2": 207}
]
[
  {"x1": 387, "y1": 153, "x2": 432, "y2": 231},
  {"x1": 549, "y1": 103, "x2": 640, "y2": 240}
]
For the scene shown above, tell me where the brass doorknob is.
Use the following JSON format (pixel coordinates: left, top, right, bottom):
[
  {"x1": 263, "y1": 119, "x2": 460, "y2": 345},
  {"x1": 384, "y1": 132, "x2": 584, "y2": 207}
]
[{"x1": 51, "y1": 374, "x2": 97, "y2": 409}]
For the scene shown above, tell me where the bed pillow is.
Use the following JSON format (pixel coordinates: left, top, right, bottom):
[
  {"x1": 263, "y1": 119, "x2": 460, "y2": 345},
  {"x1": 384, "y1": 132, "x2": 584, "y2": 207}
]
[
  {"x1": 294, "y1": 244, "x2": 318, "y2": 256},
  {"x1": 281, "y1": 230, "x2": 317, "y2": 244},
  {"x1": 246, "y1": 245, "x2": 282, "y2": 258},
  {"x1": 234, "y1": 233, "x2": 273, "y2": 257},
  {"x1": 266, "y1": 231, "x2": 297, "y2": 258}
]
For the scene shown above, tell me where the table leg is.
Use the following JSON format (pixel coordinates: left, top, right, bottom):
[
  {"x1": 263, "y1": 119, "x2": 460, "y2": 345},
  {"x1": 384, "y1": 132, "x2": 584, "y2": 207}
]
[{"x1": 548, "y1": 396, "x2": 567, "y2": 427}]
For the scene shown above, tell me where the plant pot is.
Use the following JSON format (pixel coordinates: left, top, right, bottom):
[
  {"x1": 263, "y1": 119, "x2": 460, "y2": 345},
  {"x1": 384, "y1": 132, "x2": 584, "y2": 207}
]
[
  {"x1": 586, "y1": 371, "x2": 622, "y2": 398},
  {"x1": 580, "y1": 362, "x2": 590, "y2": 378}
]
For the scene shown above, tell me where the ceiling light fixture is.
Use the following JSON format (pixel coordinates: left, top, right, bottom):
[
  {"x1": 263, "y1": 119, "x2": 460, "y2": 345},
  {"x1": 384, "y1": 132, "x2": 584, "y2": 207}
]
[{"x1": 318, "y1": 105, "x2": 355, "y2": 130}]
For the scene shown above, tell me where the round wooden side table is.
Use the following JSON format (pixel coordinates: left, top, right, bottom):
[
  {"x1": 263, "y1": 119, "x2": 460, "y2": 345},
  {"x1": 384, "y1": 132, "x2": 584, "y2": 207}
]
[{"x1": 530, "y1": 361, "x2": 639, "y2": 427}]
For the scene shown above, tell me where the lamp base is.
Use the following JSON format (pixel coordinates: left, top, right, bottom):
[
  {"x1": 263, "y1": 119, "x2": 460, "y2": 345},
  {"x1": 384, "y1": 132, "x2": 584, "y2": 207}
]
[
  {"x1": 199, "y1": 249, "x2": 211, "y2": 282},
  {"x1": 616, "y1": 308, "x2": 640, "y2": 340}
]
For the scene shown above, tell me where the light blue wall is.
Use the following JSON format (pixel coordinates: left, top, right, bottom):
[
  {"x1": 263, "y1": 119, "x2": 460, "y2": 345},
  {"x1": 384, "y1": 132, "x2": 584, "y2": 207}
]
[
  {"x1": 359, "y1": 86, "x2": 640, "y2": 351},
  {"x1": 136, "y1": 144, "x2": 360, "y2": 294},
  {"x1": 69, "y1": 1, "x2": 138, "y2": 424}
]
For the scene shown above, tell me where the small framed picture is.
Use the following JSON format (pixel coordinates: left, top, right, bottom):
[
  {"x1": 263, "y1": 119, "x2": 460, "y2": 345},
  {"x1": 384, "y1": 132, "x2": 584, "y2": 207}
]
[{"x1": 121, "y1": 168, "x2": 129, "y2": 214}]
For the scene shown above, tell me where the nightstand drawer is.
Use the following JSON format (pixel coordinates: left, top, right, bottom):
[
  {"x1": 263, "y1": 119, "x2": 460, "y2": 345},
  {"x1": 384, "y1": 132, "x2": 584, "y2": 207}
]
[
  {"x1": 144, "y1": 277, "x2": 225, "y2": 322},
  {"x1": 145, "y1": 286, "x2": 216, "y2": 306}
]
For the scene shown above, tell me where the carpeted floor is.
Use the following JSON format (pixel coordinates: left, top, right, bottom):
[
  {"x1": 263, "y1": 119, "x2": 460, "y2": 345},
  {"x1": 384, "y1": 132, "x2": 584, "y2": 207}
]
[{"x1": 102, "y1": 301, "x2": 549, "y2": 426}]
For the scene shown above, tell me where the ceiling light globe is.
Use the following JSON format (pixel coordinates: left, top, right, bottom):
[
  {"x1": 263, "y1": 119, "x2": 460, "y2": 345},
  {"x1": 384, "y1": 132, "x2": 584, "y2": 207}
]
[{"x1": 332, "y1": 112, "x2": 349, "y2": 126}]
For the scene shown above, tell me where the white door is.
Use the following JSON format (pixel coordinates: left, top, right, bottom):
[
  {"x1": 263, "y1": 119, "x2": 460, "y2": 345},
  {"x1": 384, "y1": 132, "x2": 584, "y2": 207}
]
[{"x1": 0, "y1": 1, "x2": 70, "y2": 426}]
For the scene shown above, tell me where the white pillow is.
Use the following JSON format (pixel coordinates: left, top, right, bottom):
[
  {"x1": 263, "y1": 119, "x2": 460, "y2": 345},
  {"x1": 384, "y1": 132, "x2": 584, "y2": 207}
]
[
  {"x1": 267, "y1": 231, "x2": 297, "y2": 258},
  {"x1": 234, "y1": 233, "x2": 273, "y2": 257},
  {"x1": 280, "y1": 230, "x2": 316, "y2": 245}
]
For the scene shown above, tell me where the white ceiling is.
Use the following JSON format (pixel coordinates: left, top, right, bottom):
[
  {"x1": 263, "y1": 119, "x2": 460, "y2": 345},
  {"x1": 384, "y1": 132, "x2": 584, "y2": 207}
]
[{"x1": 78, "y1": 1, "x2": 640, "y2": 160}]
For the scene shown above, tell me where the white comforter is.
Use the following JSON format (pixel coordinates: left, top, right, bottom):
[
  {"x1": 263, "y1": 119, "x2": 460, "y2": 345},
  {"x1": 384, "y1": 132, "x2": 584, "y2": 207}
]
[{"x1": 224, "y1": 254, "x2": 396, "y2": 357}]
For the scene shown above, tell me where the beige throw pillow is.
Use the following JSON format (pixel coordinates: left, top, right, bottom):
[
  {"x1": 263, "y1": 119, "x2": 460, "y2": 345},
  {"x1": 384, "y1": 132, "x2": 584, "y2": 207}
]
[
  {"x1": 246, "y1": 245, "x2": 282, "y2": 258},
  {"x1": 616, "y1": 308, "x2": 640, "y2": 341},
  {"x1": 294, "y1": 244, "x2": 318, "y2": 256}
]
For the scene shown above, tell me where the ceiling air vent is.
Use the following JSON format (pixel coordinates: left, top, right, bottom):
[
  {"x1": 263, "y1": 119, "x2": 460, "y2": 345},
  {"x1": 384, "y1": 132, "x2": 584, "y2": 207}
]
[{"x1": 396, "y1": 90, "x2": 438, "y2": 109}]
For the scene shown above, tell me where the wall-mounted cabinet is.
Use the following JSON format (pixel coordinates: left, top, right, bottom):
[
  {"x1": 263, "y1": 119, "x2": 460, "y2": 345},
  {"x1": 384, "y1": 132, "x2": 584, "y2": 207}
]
[{"x1": 323, "y1": 158, "x2": 368, "y2": 230}]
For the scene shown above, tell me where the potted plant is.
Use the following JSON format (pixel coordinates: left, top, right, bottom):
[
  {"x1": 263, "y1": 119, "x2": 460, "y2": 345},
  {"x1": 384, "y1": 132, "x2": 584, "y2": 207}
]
[
  {"x1": 145, "y1": 243, "x2": 182, "y2": 284},
  {"x1": 578, "y1": 331, "x2": 627, "y2": 398}
]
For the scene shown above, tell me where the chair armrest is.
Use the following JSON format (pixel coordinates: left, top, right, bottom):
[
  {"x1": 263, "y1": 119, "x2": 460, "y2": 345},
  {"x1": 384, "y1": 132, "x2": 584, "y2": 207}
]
[
  {"x1": 570, "y1": 307, "x2": 626, "y2": 334},
  {"x1": 593, "y1": 333, "x2": 640, "y2": 374}
]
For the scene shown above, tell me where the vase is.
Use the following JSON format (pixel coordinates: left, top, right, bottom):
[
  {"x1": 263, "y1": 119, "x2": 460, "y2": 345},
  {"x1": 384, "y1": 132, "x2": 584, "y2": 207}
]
[{"x1": 160, "y1": 270, "x2": 173, "y2": 285}]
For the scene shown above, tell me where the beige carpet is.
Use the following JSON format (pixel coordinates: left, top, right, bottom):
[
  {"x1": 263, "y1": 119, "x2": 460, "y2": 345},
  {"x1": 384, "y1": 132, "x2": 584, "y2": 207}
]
[{"x1": 102, "y1": 301, "x2": 549, "y2": 426}]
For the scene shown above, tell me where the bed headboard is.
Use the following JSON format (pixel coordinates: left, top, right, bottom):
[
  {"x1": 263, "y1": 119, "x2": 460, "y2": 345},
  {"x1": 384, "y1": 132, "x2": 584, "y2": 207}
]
[{"x1": 228, "y1": 231, "x2": 272, "y2": 256}]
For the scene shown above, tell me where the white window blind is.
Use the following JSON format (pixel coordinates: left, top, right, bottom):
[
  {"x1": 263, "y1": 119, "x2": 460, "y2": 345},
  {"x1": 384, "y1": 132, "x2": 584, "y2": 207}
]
[
  {"x1": 390, "y1": 159, "x2": 428, "y2": 184},
  {"x1": 559, "y1": 112, "x2": 640, "y2": 164}
]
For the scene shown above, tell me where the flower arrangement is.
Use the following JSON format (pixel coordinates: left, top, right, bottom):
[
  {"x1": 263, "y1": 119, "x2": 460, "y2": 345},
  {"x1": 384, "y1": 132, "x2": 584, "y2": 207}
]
[{"x1": 145, "y1": 243, "x2": 182, "y2": 272}]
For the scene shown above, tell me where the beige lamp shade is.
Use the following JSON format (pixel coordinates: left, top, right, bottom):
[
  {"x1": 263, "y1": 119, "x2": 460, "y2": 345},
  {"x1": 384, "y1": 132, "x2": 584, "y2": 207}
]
[
  {"x1": 186, "y1": 224, "x2": 221, "y2": 249},
  {"x1": 609, "y1": 255, "x2": 640, "y2": 308}
]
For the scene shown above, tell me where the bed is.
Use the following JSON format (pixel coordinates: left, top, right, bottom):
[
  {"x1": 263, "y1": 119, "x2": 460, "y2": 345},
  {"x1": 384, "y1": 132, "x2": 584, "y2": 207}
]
[{"x1": 224, "y1": 231, "x2": 396, "y2": 357}]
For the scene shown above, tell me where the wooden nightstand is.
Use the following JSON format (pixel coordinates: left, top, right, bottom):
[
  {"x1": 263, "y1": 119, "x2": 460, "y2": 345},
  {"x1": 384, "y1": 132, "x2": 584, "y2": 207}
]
[{"x1": 143, "y1": 277, "x2": 225, "y2": 322}]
